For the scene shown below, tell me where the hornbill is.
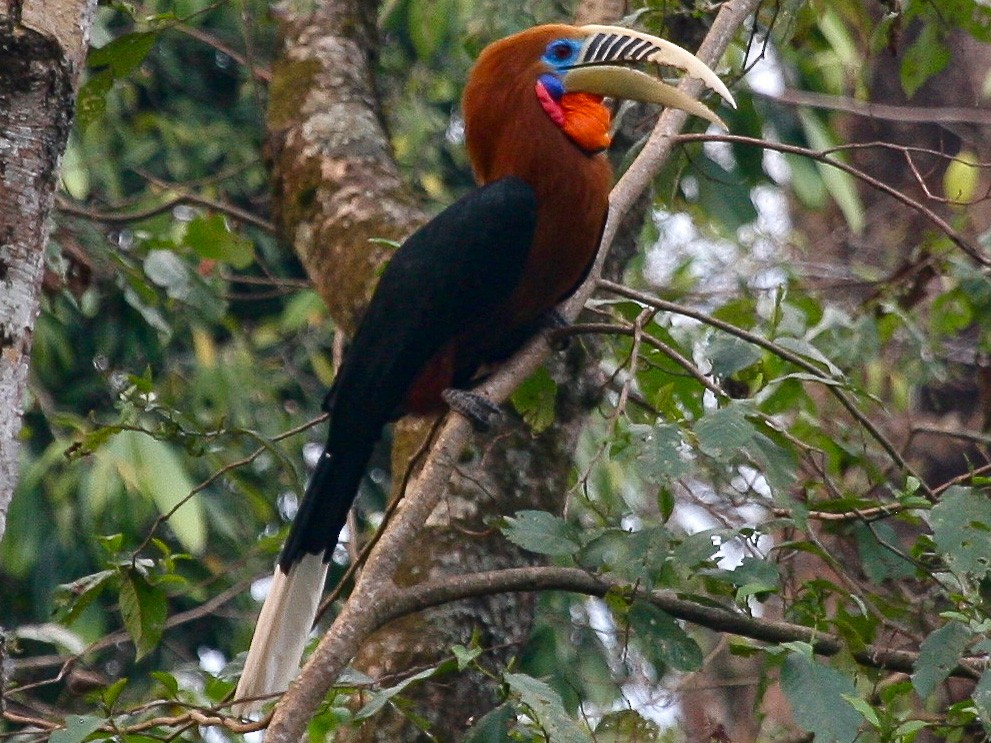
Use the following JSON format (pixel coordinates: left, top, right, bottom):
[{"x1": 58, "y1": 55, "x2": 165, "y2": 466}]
[{"x1": 235, "y1": 23, "x2": 734, "y2": 708}]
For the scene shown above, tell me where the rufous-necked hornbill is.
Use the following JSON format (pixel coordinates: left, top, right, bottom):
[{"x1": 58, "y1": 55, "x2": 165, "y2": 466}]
[{"x1": 235, "y1": 23, "x2": 734, "y2": 708}]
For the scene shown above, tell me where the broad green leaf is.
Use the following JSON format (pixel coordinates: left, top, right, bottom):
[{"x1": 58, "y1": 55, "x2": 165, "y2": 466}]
[
  {"x1": 797, "y1": 109, "x2": 865, "y2": 235},
  {"x1": 50, "y1": 715, "x2": 105, "y2": 743},
  {"x1": 102, "y1": 677, "x2": 129, "y2": 708},
  {"x1": 912, "y1": 621, "x2": 973, "y2": 699},
  {"x1": 639, "y1": 423, "x2": 689, "y2": 482},
  {"x1": 76, "y1": 68, "x2": 114, "y2": 129},
  {"x1": 100, "y1": 431, "x2": 206, "y2": 555},
  {"x1": 842, "y1": 694, "x2": 881, "y2": 728},
  {"x1": 780, "y1": 653, "x2": 862, "y2": 743},
  {"x1": 183, "y1": 213, "x2": 254, "y2": 269},
  {"x1": 577, "y1": 526, "x2": 669, "y2": 582},
  {"x1": 505, "y1": 673, "x2": 593, "y2": 743},
  {"x1": 900, "y1": 24, "x2": 950, "y2": 98},
  {"x1": 89, "y1": 32, "x2": 156, "y2": 77},
  {"x1": 703, "y1": 556, "x2": 779, "y2": 594},
  {"x1": 931, "y1": 487, "x2": 991, "y2": 579},
  {"x1": 119, "y1": 569, "x2": 167, "y2": 660},
  {"x1": 503, "y1": 510, "x2": 580, "y2": 557},
  {"x1": 694, "y1": 403, "x2": 756, "y2": 458},
  {"x1": 510, "y1": 367, "x2": 557, "y2": 433},
  {"x1": 53, "y1": 569, "x2": 116, "y2": 625},
  {"x1": 854, "y1": 522, "x2": 915, "y2": 583},
  {"x1": 464, "y1": 703, "x2": 516, "y2": 743},
  {"x1": 355, "y1": 663, "x2": 448, "y2": 720},
  {"x1": 626, "y1": 601, "x2": 703, "y2": 672},
  {"x1": 708, "y1": 335, "x2": 762, "y2": 376},
  {"x1": 151, "y1": 670, "x2": 180, "y2": 698},
  {"x1": 671, "y1": 529, "x2": 722, "y2": 568}
]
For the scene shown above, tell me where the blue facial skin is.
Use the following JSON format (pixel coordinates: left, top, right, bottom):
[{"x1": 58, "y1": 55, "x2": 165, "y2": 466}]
[
  {"x1": 541, "y1": 38, "x2": 582, "y2": 71},
  {"x1": 538, "y1": 73, "x2": 565, "y2": 101}
]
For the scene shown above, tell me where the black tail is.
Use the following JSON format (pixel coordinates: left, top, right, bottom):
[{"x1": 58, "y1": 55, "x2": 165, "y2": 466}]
[{"x1": 278, "y1": 439, "x2": 375, "y2": 570}]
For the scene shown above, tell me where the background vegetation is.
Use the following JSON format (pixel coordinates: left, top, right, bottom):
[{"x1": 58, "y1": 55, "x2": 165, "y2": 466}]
[{"x1": 4, "y1": 0, "x2": 991, "y2": 740}]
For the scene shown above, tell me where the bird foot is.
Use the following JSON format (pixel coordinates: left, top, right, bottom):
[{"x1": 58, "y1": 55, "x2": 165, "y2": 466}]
[
  {"x1": 540, "y1": 309, "x2": 571, "y2": 351},
  {"x1": 442, "y1": 388, "x2": 502, "y2": 432}
]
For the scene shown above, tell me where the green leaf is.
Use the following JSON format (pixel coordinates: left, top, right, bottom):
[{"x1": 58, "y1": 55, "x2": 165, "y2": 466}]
[
  {"x1": 703, "y1": 556, "x2": 779, "y2": 593},
  {"x1": 854, "y1": 522, "x2": 915, "y2": 583},
  {"x1": 183, "y1": 213, "x2": 254, "y2": 269},
  {"x1": 119, "y1": 568, "x2": 167, "y2": 660},
  {"x1": 797, "y1": 109, "x2": 865, "y2": 234},
  {"x1": 931, "y1": 486, "x2": 991, "y2": 579},
  {"x1": 626, "y1": 601, "x2": 703, "y2": 672},
  {"x1": 50, "y1": 715, "x2": 105, "y2": 743},
  {"x1": 89, "y1": 32, "x2": 157, "y2": 77},
  {"x1": 102, "y1": 677, "x2": 129, "y2": 708},
  {"x1": 355, "y1": 663, "x2": 448, "y2": 720},
  {"x1": 452, "y1": 644, "x2": 483, "y2": 670},
  {"x1": 780, "y1": 653, "x2": 862, "y2": 743},
  {"x1": 98, "y1": 431, "x2": 206, "y2": 555},
  {"x1": 842, "y1": 694, "x2": 881, "y2": 728},
  {"x1": 75, "y1": 68, "x2": 114, "y2": 129},
  {"x1": 53, "y1": 569, "x2": 116, "y2": 625},
  {"x1": 505, "y1": 673, "x2": 593, "y2": 743},
  {"x1": 912, "y1": 621, "x2": 973, "y2": 699},
  {"x1": 151, "y1": 670, "x2": 180, "y2": 698},
  {"x1": 510, "y1": 367, "x2": 557, "y2": 433},
  {"x1": 694, "y1": 403, "x2": 756, "y2": 458},
  {"x1": 639, "y1": 423, "x2": 689, "y2": 482},
  {"x1": 708, "y1": 335, "x2": 762, "y2": 376},
  {"x1": 900, "y1": 24, "x2": 950, "y2": 98},
  {"x1": 502, "y1": 510, "x2": 580, "y2": 557},
  {"x1": 464, "y1": 703, "x2": 516, "y2": 743}
]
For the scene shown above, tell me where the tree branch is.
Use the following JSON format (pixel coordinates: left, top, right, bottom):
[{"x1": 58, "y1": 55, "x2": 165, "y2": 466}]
[{"x1": 375, "y1": 566, "x2": 981, "y2": 680}]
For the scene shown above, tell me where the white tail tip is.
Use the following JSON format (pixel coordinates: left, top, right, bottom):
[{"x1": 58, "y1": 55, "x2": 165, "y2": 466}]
[{"x1": 233, "y1": 553, "x2": 328, "y2": 715}]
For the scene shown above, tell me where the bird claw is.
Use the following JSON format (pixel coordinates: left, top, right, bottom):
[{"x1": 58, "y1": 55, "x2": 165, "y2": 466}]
[{"x1": 442, "y1": 388, "x2": 502, "y2": 432}]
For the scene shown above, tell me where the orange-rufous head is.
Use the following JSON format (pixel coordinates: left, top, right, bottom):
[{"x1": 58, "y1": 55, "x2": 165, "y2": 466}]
[{"x1": 462, "y1": 23, "x2": 735, "y2": 178}]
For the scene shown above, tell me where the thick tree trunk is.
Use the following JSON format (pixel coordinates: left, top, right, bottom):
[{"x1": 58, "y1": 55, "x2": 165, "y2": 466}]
[{"x1": 0, "y1": 0, "x2": 95, "y2": 542}]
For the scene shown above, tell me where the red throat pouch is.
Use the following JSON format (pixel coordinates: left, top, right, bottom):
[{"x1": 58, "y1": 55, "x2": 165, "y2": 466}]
[{"x1": 560, "y1": 93, "x2": 611, "y2": 153}]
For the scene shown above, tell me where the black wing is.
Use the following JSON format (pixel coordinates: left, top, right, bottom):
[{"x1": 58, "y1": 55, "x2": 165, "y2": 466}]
[
  {"x1": 279, "y1": 178, "x2": 536, "y2": 565},
  {"x1": 325, "y1": 176, "x2": 537, "y2": 450}
]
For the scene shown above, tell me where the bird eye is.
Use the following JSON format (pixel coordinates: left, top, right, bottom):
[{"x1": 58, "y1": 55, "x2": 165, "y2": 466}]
[{"x1": 548, "y1": 40, "x2": 574, "y2": 62}]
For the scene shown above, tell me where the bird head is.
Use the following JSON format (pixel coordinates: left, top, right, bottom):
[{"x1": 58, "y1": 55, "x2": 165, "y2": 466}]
[{"x1": 464, "y1": 24, "x2": 735, "y2": 160}]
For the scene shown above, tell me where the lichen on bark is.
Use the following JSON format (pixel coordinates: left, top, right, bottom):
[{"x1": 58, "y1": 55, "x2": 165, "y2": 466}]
[{"x1": 0, "y1": 0, "x2": 96, "y2": 541}]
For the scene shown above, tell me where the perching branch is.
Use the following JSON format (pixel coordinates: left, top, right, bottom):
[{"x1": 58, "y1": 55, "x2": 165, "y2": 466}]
[{"x1": 263, "y1": 2, "x2": 763, "y2": 739}]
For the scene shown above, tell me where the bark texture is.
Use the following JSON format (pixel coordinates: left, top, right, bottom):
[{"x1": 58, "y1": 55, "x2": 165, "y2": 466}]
[
  {"x1": 266, "y1": 0, "x2": 422, "y2": 335},
  {"x1": 0, "y1": 0, "x2": 95, "y2": 542}
]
